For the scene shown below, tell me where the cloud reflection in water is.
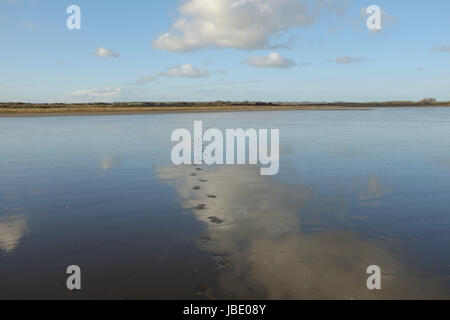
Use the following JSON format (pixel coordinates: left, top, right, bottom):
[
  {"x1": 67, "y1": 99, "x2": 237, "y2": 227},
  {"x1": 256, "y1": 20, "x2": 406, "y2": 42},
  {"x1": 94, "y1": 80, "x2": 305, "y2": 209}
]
[{"x1": 158, "y1": 165, "x2": 447, "y2": 299}]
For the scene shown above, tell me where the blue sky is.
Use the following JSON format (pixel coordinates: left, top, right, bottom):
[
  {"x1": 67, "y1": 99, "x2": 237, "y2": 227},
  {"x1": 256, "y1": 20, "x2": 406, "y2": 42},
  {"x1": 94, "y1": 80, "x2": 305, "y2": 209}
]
[{"x1": 1, "y1": 0, "x2": 449, "y2": 103}]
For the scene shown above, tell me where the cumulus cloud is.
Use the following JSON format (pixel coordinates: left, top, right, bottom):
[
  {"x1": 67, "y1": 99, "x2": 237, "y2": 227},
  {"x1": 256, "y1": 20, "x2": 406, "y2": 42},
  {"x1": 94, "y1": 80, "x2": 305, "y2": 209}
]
[
  {"x1": 70, "y1": 87, "x2": 121, "y2": 98},
  {"x1": 152, "y1": 0, "x2": 316, "y2": 52},
  {"x1": 244, "y1": 52, "x2": 296, "y2": 69},
  {"x1": 161, "y1": 64, "x2": 209, "y2": 78},
  {"x1": 433, "y1": 45, "x2": 450, "y2": 52},
  {"x1": 335, "y1": 56, "x2": 366, "y2": 64},
  {"x1": 93, "y1": 46, "x2": 119, "y2": 58}
]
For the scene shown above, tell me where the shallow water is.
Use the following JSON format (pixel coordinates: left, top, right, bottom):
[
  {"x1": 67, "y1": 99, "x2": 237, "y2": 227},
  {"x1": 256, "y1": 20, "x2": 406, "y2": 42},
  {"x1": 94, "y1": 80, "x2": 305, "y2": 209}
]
[{"x1": 0, "y1": 108, "x2": 449, "y2": 299}]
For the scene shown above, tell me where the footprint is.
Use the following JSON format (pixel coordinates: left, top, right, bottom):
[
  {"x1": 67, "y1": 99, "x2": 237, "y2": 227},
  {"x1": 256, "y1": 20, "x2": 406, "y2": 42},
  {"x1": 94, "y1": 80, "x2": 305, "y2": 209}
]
[
  {"x1": 194, "y1": 285, "x2": 211, "y2": 297},
  {"x1": 217, "y1": 257, "x2": 233, "y2": 270},
  {"x1": 208, "y1": 216, "x2": 223, "y2": 224},
  {"x1": 194, "y1": 204, "x2": 207, "y2": 210},
  {"x1": 199, "y1": 235, "x2": 211, "y2": 243}
]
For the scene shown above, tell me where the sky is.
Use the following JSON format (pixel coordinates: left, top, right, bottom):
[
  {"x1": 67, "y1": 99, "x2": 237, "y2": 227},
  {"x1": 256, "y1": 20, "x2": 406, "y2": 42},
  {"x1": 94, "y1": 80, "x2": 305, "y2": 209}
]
[{"x1": 0, "y1": 0, "x2": 449, "y2": 103}]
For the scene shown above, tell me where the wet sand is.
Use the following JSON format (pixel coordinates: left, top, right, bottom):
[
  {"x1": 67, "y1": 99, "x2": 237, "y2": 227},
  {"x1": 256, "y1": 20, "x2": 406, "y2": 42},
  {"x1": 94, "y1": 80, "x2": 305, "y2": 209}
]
[
  {"x1": 1, "y1": 109, "x2": 450, "y2": 299},
  {"x1": 158, "y1": 165, "x2": 448, "y2": 299},
  {"x1": 0, "y1": 106, "x2": 373, "y2": 117}
]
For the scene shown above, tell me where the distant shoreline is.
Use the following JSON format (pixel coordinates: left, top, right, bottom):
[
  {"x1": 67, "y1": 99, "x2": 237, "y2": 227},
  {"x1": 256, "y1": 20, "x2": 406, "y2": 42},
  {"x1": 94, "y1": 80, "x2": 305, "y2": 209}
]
[{"x1": 1, "y1": 102, "x2": 450, "y2": 117}]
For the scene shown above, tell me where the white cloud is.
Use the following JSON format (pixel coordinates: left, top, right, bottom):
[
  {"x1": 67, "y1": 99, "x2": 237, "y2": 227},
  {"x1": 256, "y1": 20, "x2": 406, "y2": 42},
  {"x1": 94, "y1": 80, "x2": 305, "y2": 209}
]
[
  {"x1": 125, "y1": 65, "x2": 210, "y2": 87},
  {"x1": 433, "y1": 45, "x2": 450, "y2": 52},
  {"x1": 152, "y1": 0, "x2": 316, "y2": 52},
  {"x1": 70, "y1": 87, "x2": 121, "y2": 98},
  {"x1": 335, "y1": 56, "x2": 365, "y2": 64},
  {"x1": 131, "y1": 76, "x2": 156, "y2": 86},
  {"x1": 161, "y1": 64, "x2": 209, "y2": 78},
  {"x1": 244, "y1": 52, "x2": 296, "y2": 69},
  {"x1": 20, "y1": 20, "x2": 36, "y2": 29},
  {"x1": 93, "y1": 46, "x2": 119, "y2": 58}
]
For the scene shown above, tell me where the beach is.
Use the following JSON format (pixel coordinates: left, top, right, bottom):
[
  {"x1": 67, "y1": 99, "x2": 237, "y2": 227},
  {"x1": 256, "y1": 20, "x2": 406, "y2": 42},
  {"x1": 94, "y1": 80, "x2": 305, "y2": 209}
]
[
  {"x1": 1, "y1": 102, "x2": 450, "y2": 117},
  {"x1": 1, "y1": 108, "x2": 449, "y2": 299}
]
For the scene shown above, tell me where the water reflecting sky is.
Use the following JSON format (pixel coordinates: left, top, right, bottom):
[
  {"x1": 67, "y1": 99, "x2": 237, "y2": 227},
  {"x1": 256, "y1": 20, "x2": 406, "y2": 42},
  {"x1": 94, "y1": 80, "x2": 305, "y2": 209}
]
[{"x1": 0, "y1": 108, "x2": 449, "y2": 299}]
